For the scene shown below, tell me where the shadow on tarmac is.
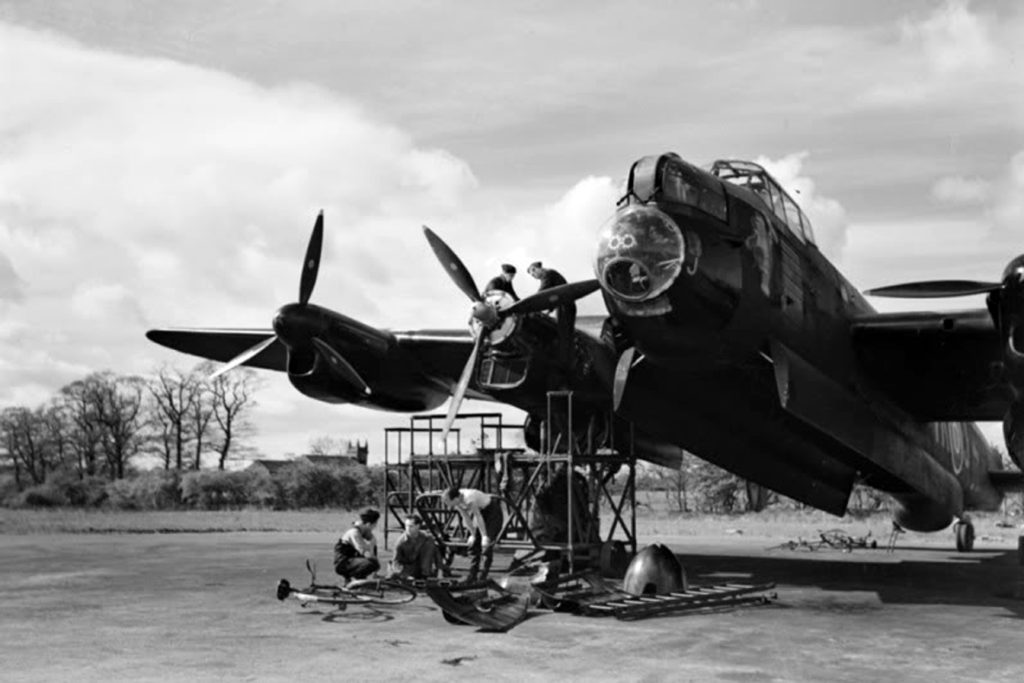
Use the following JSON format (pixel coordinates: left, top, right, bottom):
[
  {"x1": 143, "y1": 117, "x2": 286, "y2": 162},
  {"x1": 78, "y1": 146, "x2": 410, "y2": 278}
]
[{"x1": 673, "y1": 545, "x2": 1024, "y2": 619}]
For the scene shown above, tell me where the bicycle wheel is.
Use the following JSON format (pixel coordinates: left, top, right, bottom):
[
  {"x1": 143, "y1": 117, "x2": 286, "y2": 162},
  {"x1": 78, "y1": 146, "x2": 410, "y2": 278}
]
[{"x1": 344, "y1": 579, "x2": 417, "y2": 605}]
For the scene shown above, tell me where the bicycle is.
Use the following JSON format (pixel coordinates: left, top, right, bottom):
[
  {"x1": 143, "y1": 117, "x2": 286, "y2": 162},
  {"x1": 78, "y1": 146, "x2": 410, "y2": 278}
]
[
  {"x1": 768, "y1": 529, "x2": 877, "y2": 553},
  {"x1": 276, "y1": 560, "x2": 417, "y2": 610}
]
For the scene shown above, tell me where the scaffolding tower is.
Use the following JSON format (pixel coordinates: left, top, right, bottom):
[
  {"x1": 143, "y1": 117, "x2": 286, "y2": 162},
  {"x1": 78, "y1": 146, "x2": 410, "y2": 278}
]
[{"x1": 383, "y1": 393, "x2": 637, "y2": 575}]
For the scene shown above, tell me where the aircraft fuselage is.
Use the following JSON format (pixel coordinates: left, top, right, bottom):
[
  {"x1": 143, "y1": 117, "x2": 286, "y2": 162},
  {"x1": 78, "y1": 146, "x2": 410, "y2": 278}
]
[{"x1": 597, "y1": 153, "x2": 1002, "y2": 530}]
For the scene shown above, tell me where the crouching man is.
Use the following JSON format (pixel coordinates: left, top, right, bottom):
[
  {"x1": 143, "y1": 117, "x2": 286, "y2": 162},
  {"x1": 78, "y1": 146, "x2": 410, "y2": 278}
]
[
  {"x1": 334, "y1": 508, "x2": 381, "y2": 582},
  {"x1": 389, "y1": 513, "x2": 442, "y2": 581}
]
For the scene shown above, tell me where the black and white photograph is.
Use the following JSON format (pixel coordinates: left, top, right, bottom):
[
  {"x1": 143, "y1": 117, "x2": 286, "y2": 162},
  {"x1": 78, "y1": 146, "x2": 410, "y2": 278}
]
[{"x1": 1, "y1": 1, "x2": 1023, "y2": 680}]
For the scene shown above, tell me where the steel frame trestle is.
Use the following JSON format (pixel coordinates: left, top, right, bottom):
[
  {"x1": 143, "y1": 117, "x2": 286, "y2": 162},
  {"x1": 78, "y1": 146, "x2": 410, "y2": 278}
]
[{"x1": 382, "y1": 397, "x2": 638, "y2": 575}]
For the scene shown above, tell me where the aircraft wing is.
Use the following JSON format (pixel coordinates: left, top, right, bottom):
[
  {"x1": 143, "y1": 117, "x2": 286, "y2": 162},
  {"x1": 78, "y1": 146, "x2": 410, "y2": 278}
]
[
  {"x1": 146, "y1": 329, "x2": 287, "y2": 372},
  {"x1": 851, "y1": 309, "x2": 1010, "y2": 420},
  {"x1": 146, "y1": 326, "x2": 494, "y2": 398}
]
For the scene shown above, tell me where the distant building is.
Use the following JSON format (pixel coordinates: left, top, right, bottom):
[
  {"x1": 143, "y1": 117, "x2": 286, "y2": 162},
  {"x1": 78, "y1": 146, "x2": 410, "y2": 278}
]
[{"x1": 249, "y1": 440, "x2": 368, "y2": 474}]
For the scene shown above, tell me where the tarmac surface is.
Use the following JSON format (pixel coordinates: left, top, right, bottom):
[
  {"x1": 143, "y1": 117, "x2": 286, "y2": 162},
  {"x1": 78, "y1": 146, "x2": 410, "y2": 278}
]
[{"x1": 2, "y1": 531, "x2": 1024, "y2": 682}]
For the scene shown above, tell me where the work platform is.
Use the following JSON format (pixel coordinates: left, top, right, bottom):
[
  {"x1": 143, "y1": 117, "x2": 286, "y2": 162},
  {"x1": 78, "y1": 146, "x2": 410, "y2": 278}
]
[{"x1": 383, "y1": 392, "x2": 638, "y2": 574}]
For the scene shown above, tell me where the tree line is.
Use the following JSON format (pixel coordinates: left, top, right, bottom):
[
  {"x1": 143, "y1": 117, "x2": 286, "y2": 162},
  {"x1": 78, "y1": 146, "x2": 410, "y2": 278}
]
[
  {"x1": 1, "y1": 363, "x2": 260, "y2": 493},
  {"x1": 635, "y1": 453, "x2": 895, "y2": 515}
]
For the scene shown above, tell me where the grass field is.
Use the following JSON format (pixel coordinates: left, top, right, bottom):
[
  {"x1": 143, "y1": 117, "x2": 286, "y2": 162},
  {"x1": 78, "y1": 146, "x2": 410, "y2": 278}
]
[{"x1": 2, "y1": 502, "x2": 1022, "y2": 550}]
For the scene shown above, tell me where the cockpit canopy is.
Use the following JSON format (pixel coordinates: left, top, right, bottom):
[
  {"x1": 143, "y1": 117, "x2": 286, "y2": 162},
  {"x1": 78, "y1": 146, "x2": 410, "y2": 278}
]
[{"x1": 710, "y1": 160, "x2": 815, "y2": 244}]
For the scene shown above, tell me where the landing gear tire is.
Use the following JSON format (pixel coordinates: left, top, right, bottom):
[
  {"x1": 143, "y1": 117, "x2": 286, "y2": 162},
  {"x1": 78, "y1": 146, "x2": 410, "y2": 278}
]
[{"x1": 954, "y1": 520, "x2": 975, "y2": 553}]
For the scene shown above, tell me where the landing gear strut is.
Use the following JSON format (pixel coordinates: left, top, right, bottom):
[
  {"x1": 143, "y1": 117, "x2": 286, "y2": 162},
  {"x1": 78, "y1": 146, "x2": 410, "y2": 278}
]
[{"x1": 953, "y1": 516, "x2": 975, "y2": 553}]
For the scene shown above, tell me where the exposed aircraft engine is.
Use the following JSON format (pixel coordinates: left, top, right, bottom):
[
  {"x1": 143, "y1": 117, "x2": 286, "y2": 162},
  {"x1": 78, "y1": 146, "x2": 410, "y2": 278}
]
[
  {"x1": 622, "y1": 544, "x2": 687, "y2": 596},
  {"x1": 595, "y1": 205, "x2": 685, "y2": 303},
  {"x1": 421, "y1": 226, "x2": 601, "y2": 438}
]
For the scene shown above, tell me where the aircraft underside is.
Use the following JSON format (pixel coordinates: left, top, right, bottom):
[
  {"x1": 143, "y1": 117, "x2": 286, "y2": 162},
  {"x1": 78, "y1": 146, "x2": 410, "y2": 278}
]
[{"x1": 615, "y1": 348, "x2": 1001, "y2": 531}]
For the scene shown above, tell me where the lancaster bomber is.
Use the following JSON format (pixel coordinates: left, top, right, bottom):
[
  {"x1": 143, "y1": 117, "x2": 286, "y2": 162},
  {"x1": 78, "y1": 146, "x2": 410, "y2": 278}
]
[{"x1": 147, "y1": 152, "x2": 1024, "y2": 550}]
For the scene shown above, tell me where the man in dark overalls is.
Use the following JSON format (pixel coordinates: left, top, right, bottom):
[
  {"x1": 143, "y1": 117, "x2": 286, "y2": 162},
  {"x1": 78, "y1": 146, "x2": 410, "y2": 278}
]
[
  {"x1": 528, "y1": 261, "x2": 576, "y2": 374},
  {"x1": 484, "y1": 263, "x2": 519, "y2": 301}
]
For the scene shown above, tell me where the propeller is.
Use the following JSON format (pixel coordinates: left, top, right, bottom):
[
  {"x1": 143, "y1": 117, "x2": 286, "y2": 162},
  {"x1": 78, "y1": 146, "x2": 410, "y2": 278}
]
[
  {"x1": 299, "y1": 211, "x2": 324, "y2": 305},
  {"x1": 869, "y1": 257, "x2": 1024, "y2": 389},
  {"x1": 864, "y1": 280, "x2": 1001, "y2": 299},
  {"x1": 441, "y1": 333, "x2": 485, "y2": 441},
  {"x1": 422, "y1": 226, "x2": 482, "y2": 304},
  {"x1": 209, "y1": 335, "x2": 278, "y2": 380},
  {"x1": 208, "y1": 212, "x2": 370, "y2": 395},
  {"x1": 503, "y1": 279, "x2": 601, "y2": 316},
  {"x1": 421, "y1": 226, "x2": 601, "y2": 441}
]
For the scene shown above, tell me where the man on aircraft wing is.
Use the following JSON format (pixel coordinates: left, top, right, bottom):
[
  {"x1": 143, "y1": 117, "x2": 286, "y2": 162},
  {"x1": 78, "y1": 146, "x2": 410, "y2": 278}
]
[
  {"x1": 484, "y1": 263, "x2": 519, "y2": 300},
  {"x1": 529, "y1": 261, "x2": 576, "y2": 374}
]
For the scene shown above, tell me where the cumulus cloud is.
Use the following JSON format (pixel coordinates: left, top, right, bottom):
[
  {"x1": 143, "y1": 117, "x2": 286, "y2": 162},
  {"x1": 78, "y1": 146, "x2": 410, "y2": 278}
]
[
  {"x1": 858, "y1": 1, "x2": 1016, "y2": 110},
  {"x1": 70, "y1": 281, "x2": 146, "y2": 323},
  {"x1": 901, "y1": 0, "x2": 996, "y2": 74},
  {"x1": 0, "y1": 22, "x2": 483, "y2": 420},
  {"x1": 754, "y1": 152, "x2": 850, "y2": 263},
  {"x1": 850, "y1": 149, "x2": 1024, "y2": 297},
  {"x1": 931, "y1": 175, "x2": 992, "y2": 204},
  {"x1": 0, "y1": 251, "x2": 24, "y2": 302},
  {"x1": 0, "y1": 21, "x2": 620, "y2": 456},
  {"x1": 990, "y1": 149, "x2": 1024, "y2": 237}
]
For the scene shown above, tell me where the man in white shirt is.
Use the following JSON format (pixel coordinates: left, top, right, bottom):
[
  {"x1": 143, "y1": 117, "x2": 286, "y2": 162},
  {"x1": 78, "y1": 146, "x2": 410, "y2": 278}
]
[{"x1": 442, "y1": 487, "x2": 503, "y2": 582}]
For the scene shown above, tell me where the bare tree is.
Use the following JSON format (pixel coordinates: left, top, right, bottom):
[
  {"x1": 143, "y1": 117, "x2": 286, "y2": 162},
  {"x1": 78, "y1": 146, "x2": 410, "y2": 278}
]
[
  {"x1": 88, "y1": 372, "x2": 147, "y2": 480},
  {"x1": 58, "y1": 378, "x2": 105, "y2": 477},
  {"x1": 308, "y1": 435, "x2": 347, "y2": 456},
  {"x1": 650, "y1": 454, "x2": 691, "y2": 514},
  {"x1": 189, "y1": 380, "x2": 215, "y2": 470},
  {"x1": 148, "y1": 365, "x2": 202, "y2": 470},
  {"x1": 40, "y1": 401, "x2": 74, "y2": 475},
  {"x1": 208, "y1": 365, "x2": 259, "y2": 471},
  {"x1": 0, "y1": 406, "x2": 53, "y2": 487}
]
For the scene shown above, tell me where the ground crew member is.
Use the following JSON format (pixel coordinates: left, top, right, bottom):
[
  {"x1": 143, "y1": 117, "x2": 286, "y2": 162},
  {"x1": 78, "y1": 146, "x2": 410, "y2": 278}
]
[
  {"x1": 528, "y1": 261, "x2": 576, "y2": 373},
  {"x1": 484, "y1": 263, "x2": 519, "y2": 301},
  {"x1": 442, "y1": 486, "x2": 503, "y2": 583},
  {"x1": 333, "y1": 508, "x2": 380, "y2": 581},
  {"x1": 389, "y1": 513, "x2": 443, "y2": 580}
]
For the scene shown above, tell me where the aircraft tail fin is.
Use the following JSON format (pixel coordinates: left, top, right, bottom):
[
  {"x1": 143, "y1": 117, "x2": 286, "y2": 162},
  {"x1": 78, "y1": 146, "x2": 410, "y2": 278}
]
[{"x1": 989, "y1": 470, "x2": 1024, "y2": 493}]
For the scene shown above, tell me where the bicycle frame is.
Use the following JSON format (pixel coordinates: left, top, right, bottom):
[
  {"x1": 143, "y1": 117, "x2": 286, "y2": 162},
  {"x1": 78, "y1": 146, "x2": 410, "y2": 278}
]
[{"x1": 276, "y1": 559, "x2": 417, "y2": 610}]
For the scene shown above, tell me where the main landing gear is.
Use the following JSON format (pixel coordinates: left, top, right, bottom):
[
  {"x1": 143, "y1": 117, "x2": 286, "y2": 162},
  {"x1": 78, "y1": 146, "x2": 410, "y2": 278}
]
[{"x1": 953, "y1": 516, "x2": 975, "y2": 553}]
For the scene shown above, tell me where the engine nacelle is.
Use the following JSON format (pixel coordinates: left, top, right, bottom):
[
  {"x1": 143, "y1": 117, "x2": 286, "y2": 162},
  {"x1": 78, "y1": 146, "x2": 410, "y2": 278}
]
[{"x1": 891, "y1": 492, "x2": 955, "y2": 532}]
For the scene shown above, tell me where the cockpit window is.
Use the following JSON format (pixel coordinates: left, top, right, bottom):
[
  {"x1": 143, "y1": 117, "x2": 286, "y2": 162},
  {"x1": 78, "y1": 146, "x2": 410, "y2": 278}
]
[
  {"x1": 710, "y1": 159, "x2": 815, "y2": 245},
  {"x1": 658, "y1": 156, "x2": 728, "y2": 222}
]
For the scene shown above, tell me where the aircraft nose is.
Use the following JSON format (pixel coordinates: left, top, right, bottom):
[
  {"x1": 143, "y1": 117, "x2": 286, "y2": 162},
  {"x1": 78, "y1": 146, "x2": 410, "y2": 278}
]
[{"x1": 594, "y1": 205, "x2": 685, "y2": 302}]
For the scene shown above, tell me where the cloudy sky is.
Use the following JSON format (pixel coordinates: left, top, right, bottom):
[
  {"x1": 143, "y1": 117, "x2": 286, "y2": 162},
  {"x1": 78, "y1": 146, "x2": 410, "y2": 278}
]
[{"x1": 1, "y1": 0, "x2": 1022, "y2": 463}]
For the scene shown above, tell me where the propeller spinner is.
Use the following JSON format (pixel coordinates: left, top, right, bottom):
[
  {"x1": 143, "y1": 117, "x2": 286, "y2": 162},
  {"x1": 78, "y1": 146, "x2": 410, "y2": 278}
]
[{"x1": 421, "y1": 226, "x2": 601, "y2": 440}]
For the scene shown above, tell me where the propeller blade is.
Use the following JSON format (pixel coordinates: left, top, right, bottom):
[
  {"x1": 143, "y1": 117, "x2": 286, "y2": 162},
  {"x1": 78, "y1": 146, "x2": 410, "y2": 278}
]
[
  {"x1": 864, "y1": 280, "x2": 1001, "y2": 299},
  {"x1": 209, "y1": 336, "x2": 278, "y2": 379},
  {"x1": 311, "y1": 337, "x2": 371, "y2": 395},
  {"x1": 299, "y1": 211, "x2": 325, "y2": 305},
  {"x1": 441, "y1": 332, "x2": 484, "y2": 442},
  {"x1": 422, "y1": 226, "x2": 482, "y2": 303},
  {"x1": 503, "y1": 279, "x2": 602, "y2": 316}
]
